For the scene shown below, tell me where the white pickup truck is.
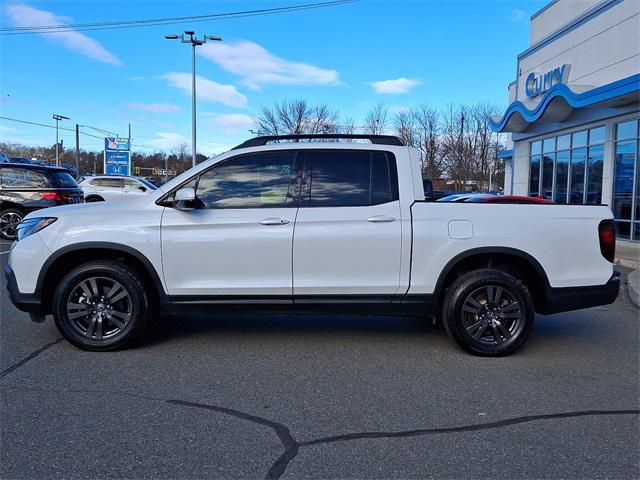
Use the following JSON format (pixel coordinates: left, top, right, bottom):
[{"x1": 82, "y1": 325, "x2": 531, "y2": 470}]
[{"x1": 5, "y1": 134, "x2": 620, "y2": 356}]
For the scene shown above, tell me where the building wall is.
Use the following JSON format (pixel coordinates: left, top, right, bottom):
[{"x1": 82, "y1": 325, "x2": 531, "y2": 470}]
[
  {"x1": 518, "y1": 0, "x2": 640, "y2": 110},
  {"x1": 530, "y1": 0, "x2": 602, "y2": 44}
]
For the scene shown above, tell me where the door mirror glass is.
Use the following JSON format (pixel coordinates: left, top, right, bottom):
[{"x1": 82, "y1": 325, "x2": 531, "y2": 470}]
[{"x1": 174, "y1": 187, "x2": 196, "y2": 210}]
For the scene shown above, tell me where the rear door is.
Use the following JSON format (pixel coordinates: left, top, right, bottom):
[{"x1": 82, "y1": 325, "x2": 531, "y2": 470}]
[
  {"x1": 292, "y1": 149, "x2": 402, "y2": 298},
  {"x1": 91, "y1": 177, "x2": 124, "y2": 200}
]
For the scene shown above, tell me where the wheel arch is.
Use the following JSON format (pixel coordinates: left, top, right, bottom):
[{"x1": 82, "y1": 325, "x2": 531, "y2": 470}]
[
  {"x1": 38, "y1": 242, "x2": 166, "y2": 314},
  {"x1": 434, "y1": 247, "x2": 550, "y2": 313}
]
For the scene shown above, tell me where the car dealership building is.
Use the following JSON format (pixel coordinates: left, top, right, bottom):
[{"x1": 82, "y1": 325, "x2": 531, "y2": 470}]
[{"x1": 491, "y1": 0, "x2": 640, "y2": 241}]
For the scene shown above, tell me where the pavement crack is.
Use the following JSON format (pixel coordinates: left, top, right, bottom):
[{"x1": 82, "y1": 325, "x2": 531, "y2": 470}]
[
  {"x1": 300, "y1": 409, "x2": 640, "y2": 447},
  {"x1": 167, "y1": 399, "x2": 299, "y2": 480},
  {"x1": 3, "y1": 384, "x2": 638, "y2": 480},
  {"x1": 0, "y1": 337, "x2": 63, "y2": 379}
]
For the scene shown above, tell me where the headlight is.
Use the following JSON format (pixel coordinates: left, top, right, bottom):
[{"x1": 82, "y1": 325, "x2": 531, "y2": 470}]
[{"x1": 16, "y1": 217, "x2": 57, "y2": 242}]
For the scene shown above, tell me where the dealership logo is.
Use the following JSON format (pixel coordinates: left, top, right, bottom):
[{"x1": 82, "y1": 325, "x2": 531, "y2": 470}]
[{"x1": 525, "y1": 64, "x2": 570, "y2": 98}]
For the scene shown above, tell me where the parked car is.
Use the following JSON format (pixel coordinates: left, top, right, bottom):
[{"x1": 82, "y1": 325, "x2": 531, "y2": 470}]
[
  {"x1": 5, "y1": 134, "x2": 619, "y2": 355},
  {"x1": 0, "y1": 163, "x2": 84, "y2": 240},
  {"x1": 437, "y1": 193, "x2": 495, "y2": 202},
  {"x1": 8, "y1": 157, "x2": 32, "y2": 164},
  {"x1": 77, "y1": 175, "x2": 157, "y2": 202},
  {"x1": 465, "y1": 195, "x2": 553, "y2": 204},
  {"x1": 0, "y1": 152, "x2": 10, "y2": 163}
]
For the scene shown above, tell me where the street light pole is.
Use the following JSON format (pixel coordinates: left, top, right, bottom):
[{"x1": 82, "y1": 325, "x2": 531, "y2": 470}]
[
  {"x1": 165, "y1": 31, "x2": 222, "y2": 168},
  {"x1": 52, "y1": 114, "x2": 69, "y2": 166}
]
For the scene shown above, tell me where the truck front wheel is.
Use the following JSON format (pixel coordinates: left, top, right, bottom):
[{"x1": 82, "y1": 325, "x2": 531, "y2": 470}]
[
  {"x1": 442, "y1": 270, "x2": 534, "y2": 356},
  {"x1": 52, "y1": 260, "x2": 150, "y2": 351}
]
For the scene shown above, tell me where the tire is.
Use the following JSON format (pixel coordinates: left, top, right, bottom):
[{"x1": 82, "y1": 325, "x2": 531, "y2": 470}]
[
  {"x1": 85, "y1": 195, "x2": 104, "y2": 202},
  {"x1": 442, "y1": 269, "x2": 534, "y2": 356},
  {"x1": 53, "y1": 260, "x2": 149, "y2": 351},
  {"x1": 0, "y1": 208, "x2": 24, "y2": 240}
]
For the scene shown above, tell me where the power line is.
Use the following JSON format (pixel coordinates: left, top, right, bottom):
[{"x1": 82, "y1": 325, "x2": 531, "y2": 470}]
[
  {"x1": 0, "y1": 1, "x2": 356, "y2": 35},
  {"x1": 0, "y1": 115, "x2": 109, "y2": 140}
]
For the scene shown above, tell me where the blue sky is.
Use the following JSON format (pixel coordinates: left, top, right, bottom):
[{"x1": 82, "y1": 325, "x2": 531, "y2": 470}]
[{"x1": 0, "y1": 0, "x2": 547, "y2": 156}]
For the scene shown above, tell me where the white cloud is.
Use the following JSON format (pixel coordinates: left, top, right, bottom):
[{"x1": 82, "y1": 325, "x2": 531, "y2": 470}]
[
  {"x1": 161, "y1": 72, "x2": 248, "y2": 108},
  {"x1": 506, "y1": 9, "x2": 525, "y2": 22},
  {"x1": 4, "y1": 3, "x2": 122, "y2": 66},
  {"x1": 126, "y1": 102, "x2": 181, "y2": 114},
  {"x1": 0, "y1": 124, "x2": 17, "y2": 132},
  {"x1": 199, "y1": 40, "x2": 340, "y2": 90},
  {"x1": 203, "y1": 113, "x2": 256, "y2": 135},
  {"x1": 368, "y1": 77, "x2": 421, "y2": 95},
  {"x1": 147, "y1": 132, "x2": 190, "y2": 150}
]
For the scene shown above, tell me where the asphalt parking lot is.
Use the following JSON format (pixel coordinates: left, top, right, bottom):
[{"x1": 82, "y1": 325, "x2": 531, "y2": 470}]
[{"x1": 1, "y1": 238, "x2": 639, "y2": 480}]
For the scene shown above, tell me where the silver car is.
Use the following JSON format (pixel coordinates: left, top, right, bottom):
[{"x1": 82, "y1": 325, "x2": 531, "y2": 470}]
[{"x1": 78, "y1": 175, "x2": 157, "y2": 202}]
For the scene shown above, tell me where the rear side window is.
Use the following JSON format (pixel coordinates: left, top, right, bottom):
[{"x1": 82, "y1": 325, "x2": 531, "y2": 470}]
[
  {"x1": 0, "y1": 167, "x2": 50, "y2": 188},
  {"x1": 92, "y1": 177, "x2": 123, "y2": 188},
  {"x1": 195, "y1": 151, "x2": 296, "y2": 208},
  {"x1": 50, "y1": 171, "x2": 78, "y2": 188},
  {"x1": 304, "y1": 150, "x2": 398, "y2": 207}
]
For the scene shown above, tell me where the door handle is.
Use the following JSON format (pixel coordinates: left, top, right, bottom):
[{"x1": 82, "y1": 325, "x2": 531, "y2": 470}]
[
  {"x1": 366, "y1": 215, "x2": 396, "y2": 223},
  {"x1": 259, "y1": 217, "x2": 290, "y2": 226}
]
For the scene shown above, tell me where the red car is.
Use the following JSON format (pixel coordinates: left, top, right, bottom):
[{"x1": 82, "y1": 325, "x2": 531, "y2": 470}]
[{"x1": 465, "y1": 195, "x2": 553, "y2": 204}]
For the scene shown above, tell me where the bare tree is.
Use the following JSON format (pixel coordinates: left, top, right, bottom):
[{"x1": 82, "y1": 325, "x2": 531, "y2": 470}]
[
  {"x1": 256, "y1": 99, "x2": 339, "y2": 136},
  {"x1": 364, "y1": 103, "x2": 388, "y2": 135},
  {"x1": 412, "y1": 105, "x2": 442, "y2": 178},
  {"x1": 393, "y1": 110, "x2": 417, "y2": 147}
]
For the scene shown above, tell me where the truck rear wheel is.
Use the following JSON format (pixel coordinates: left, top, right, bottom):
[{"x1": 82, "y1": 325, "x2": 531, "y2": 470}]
[
  {"x1": 442, "y1": 269, "x2": 534, "y2": 356},
  {"x1": 53, "y1": 260, "x2": 149, "y2": 351}
]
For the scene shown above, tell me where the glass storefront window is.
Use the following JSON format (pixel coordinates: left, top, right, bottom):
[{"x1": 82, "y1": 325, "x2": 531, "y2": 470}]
[
  {"x1": 572, "y1": 130, "x2": 587, "y2": 148},
  {"x1": 543, "y1": 138, "x2": 555, "y2": 153},
  {"x1": 531, "y1": 141, "x2": 542, "y2": 155},
  {"x1": 529, "y1": 126, "x2": 605, "y2": 206},
  {"x1": 613, "y1": 141, "x2": 634, "y2": 220},
  {"x1": 613, "y1": 118, "x2": 639, "y2": 241},
  {"x1": 570, "y1": 147, "x2": 586, "y2": 204},
  {"x1": 542, "y1": 153, "x2": 554, "y2": 199},
  {"x1": 589, "y1": 126, "x2": 605, "y2": 144},
  {"x1": 586, "y1": 144, "x2": 604, "y2": 204},
  {"x1": 554, "y1": 150, "x2": 569, "y2": 203},
  {"x1": 529, "y1": 155, "x2": 540, "y2": 196},
  {"x1": 616, "y1": 120, "x2": 638, "y2": 141},
  {"x1": 557, "y1": 134, "x2": 571, "y2": 150}
]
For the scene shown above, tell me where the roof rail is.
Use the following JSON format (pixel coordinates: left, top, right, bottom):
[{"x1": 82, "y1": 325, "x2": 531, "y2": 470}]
[{"x1": 232, "y1": 134, "x2": 405, "y2": 150}]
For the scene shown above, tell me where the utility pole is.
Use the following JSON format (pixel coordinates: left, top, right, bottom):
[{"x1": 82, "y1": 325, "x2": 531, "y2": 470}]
[
  {"x1": 53, "y1": 114, "x2": 69, "y2": 166},
  {"x1": 165, "y1": 31, "x2": 222, "y2": 168},
  {"x1": 75, "y1": 124, "x2": 80, "y2": 176}
]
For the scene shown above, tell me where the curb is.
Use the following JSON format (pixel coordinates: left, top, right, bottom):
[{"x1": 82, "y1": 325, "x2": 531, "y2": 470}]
[{"x1": 627, "y1": 269, "x2": 640, "y2": 308}]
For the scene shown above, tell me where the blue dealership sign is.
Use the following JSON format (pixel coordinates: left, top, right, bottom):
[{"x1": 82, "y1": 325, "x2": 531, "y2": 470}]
[{"x1": 104, "y1": 137, "x2": 131, "y2": 175}]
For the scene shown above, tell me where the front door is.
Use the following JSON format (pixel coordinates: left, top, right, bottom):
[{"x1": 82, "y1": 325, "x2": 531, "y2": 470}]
[
  {"x1": 161, "y1": 150, "x2": 300, "y2": 298},
  {"x1": 293, "y1": 149, "x2": 402, "y2": 297}
]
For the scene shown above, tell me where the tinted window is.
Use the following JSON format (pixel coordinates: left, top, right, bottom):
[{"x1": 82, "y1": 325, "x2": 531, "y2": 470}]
[
  {"x1": 196, "y1": 152, "x2": 295, "y2": 208},
  {"x1": 50, "y1": 171, "x2": 78, "y2": 188},
  {"x1": 0, "y1": 167, "x2": 50, "y2": 188},
  {"x1": 124, "y1": 178, "x2": 142, "y2": 190},
  {"x1": 305, "y1": 151, "x2": 398, "y2": 207},
  {"x1": 99, "y1": 178, "x2": 123, "y2": 188}
]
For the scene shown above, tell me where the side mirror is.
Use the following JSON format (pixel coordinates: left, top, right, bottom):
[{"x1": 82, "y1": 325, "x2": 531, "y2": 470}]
[
  {"x1": 138, "y1": 186, "x2": 147, "y2": 192},
  {"x1": 174, "y1": 187, "x2": 196, "y2": 210}
]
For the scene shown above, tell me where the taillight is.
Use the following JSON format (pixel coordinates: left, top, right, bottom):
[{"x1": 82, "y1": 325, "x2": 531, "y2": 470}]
[
  {"x1": 598, "y1": 219, "x2": 616, "y2": 263},
  {"x1": 39, "y1": 192, "x2": 66, "y2": 201}
]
